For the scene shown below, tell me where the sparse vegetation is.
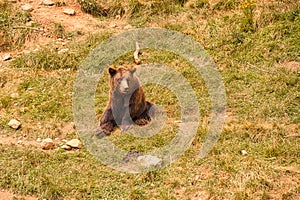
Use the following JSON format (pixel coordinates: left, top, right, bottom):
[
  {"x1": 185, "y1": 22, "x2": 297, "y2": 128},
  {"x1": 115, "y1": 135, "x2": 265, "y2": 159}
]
[
  {"x1": 0, "y1": 0, "x2": 299, "y2": 199},
  {"x1": 77, "y1": 0, "x2": 125, "y2": 17},
  {"x1": 213, "y1": 0, "x2": 240, "y2": 11},
  {"x1": 77, "y1": 0, "x2": 109, "y2": 17},
  {"x1": 54, "y1": 0, "x2": 67, "y2": 7},
  {"x1": 240, "y1": 0, "x2": 256, "y2": 33},
  {"x1": 0, "y1": 1, "x2": 35, "y2": 50},
  {"x1": 10, "y1": 32, "x2": 111, "y2": 70},
  {"x1": 52, "y1": 23, "x2": 67, "y2": 38}
]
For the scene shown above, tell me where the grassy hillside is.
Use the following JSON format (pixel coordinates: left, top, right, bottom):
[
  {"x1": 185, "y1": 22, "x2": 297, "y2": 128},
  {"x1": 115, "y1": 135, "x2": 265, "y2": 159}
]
[{"x1": 0, "y1": 0, "x2": 299, "y2": 199}]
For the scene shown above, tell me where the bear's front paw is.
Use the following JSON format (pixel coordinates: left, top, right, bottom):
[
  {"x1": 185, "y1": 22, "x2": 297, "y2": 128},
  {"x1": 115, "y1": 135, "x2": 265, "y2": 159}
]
[
  {"x1": 134, "y1": 118, "x2": 150, "y2": 126},
  {"x1": 120, "y1": 124, "x2": 131, "y2": 132},
  {"x1": 95, "y1": 128, "x2": 109, "y2": 139}
]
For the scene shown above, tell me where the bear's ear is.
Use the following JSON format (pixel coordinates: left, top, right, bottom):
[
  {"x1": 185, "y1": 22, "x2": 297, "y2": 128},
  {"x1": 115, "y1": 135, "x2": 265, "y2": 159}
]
[
  {"x1": 108, "y1": 67, "x2": 117, "y2": 76},
  {"x1": 130, "y1": 67, "x2": 136, "y2": 74}
]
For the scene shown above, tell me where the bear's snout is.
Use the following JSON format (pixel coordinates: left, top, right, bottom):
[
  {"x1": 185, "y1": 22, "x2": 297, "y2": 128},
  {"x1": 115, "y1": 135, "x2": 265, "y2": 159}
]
[{"x1": 119, "y1": 79, "x2": 130, "y2": 94}]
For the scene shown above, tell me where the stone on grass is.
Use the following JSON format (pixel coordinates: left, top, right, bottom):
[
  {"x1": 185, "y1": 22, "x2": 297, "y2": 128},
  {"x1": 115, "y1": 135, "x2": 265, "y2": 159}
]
[
  {"x1": 10, "y1": 92, "x2": 19, "y2": 99},
  {"x1": 2, "y1": 53, "x2": 11, "y2": 61},
  {"x1": 124, "y1": 24, "x2": 133, "y2": 30},
  {"x1": 137, "y1": 155, "x2": 162, "y2": 167},
  {"x1": 8, "y1": 119, "x2": 21, "y2": 129},
  {"x1": 41, "y1": 138, "x2": 55, "y2": 150},
  {"x1": 42, "y1": 0, "x2": 54, "y2": 6},
  {"x1": 21, "y1": 4, "x2": 34, "y2": 12},
  {"x1": 63, "y1": 8, "x2": 75, "y2": 15},
  {"x1": 61, "y1": 144, "x2": 72, "y2": 150},
  {"x1": 66, "y1": 139, "x2": 82, "y2": 149},
  {"x1": 241, "y1": 150, "x2": 248, "y2": 156},
  {"x1": 110, "y1": 23, "x2": 117, "y2": 28},
  {"x1": 57, "y1": 48, "x2": 69, "y2": 54}
]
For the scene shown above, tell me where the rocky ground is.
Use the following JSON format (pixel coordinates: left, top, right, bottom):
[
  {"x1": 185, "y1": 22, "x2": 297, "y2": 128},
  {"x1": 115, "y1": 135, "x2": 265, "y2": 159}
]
[{"x1": 0, "y1": 0, "x2": 131, "y2": 65}]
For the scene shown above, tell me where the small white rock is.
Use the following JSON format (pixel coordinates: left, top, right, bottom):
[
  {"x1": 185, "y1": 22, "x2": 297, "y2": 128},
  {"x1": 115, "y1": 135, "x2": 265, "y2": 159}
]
[
  {"x1": 63, "y1": 8, "x2": 76, "y2": 15},
  {"x1": 58, "y1": 48, "x2": 69, "y2": 54},
  {"x1": 42, "y1": 0, "x2": 54, "y2": 6},
  {"x1": 17, "y1": 140, "x2": 22, "y2": 145},
  {"x1": 241, "y1": 150, "x2": 248, "y2": 156},
  {"x1": 137, "y1": 155, "x2": 162, "y2": 167},
  {"x1": 36, "y1": 137, "x2": 42, "y2": 142},
  {"x1": 2, "y1": 53, "x2": 11, "y2": 61},
  {"x1": 8, "y1": 119, "x2": 21, "y2": 129},
  {"x1": 41, "y1": 138, "x2": 55, "y2": 150},
  {"x1": 61, "y1": 144, "x2": 72, "y2": 150},
  {"x1": 124, "y1": 24, "x2": 133, "y2": 30},
  {"x1": 21, "y1": 4, "x2": 34, "y2": 12},
  {"x1": 10, "y1": 92, "x2": 19, "y2": 99},
  {"x1": 66, "y1": 139, "x2": 82, "y2": 149},
  {"x1": 110, "y1": 23, "x2": 117, "y2": 28}
]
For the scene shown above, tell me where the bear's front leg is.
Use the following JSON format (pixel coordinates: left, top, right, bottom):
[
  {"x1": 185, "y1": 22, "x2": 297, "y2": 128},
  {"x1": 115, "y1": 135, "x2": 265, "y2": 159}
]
[
  {"x1": 134, "y1": 102, "x2": 156, "y2": 126},
  {"x1": 120, "y1": 115, "x2": 131, "y2": 131},
  {"x1": 119, "y1": 106, "x2": 132, "y2": 131},
  {"x1": 97, "y1": 108, "x2": 116, "y2": 138}
]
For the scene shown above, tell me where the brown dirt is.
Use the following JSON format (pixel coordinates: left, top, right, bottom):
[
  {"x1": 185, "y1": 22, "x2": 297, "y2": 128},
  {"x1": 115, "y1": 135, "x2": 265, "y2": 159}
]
[
  {"x1": 0, "y1": 0, "x2": 129, "y2": 65},
  {"x1": 0, "y1": 189, "x2": 37, "y2": 200},
  {"x1": 278, "y1": 61, "x2": 300, "y2": 71},
  {"x1": 0, "y1": 134, "x2": 40, "y2": 146}
]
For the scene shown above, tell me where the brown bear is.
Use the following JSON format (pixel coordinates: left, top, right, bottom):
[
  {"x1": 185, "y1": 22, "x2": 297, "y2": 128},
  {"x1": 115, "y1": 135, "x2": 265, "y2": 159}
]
[{"x1": 96, "y1": 66, "x2": 155, "y2": 138}]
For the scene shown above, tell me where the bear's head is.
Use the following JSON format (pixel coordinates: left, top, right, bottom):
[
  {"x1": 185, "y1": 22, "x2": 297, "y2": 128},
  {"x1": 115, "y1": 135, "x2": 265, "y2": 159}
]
[{"x1": 108, "y1": 67, "x2": 139, "y2": 95}]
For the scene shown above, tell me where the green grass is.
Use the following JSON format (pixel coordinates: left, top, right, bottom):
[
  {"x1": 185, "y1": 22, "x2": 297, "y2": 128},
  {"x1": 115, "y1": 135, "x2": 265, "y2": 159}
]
[
  {"x1": 0, "y1": 0, "x2": 299, "y2": 199},
  {"x1": 77, "y1": 0, "x2": 125, "y2": 18},
  {"x1": 10, "y1": 32, "x2": 111, "y2": 70}
]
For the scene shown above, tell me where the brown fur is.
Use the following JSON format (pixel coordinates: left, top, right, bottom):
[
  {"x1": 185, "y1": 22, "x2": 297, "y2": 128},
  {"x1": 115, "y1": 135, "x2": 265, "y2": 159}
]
[{"x1": 97, "y1": 67, "x2": 154, "y2": 137}]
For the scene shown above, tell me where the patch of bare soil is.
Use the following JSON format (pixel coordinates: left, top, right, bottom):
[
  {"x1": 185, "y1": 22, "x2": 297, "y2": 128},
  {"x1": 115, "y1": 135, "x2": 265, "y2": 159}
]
[
  {"x1": 278, "y1": 61, "x2": 300, "y2": 71},
  {"x1": 268, "y1": 174, "x2": 300, "y2": 199},
  {"x1": 0, "y1": 189, "x2": 37, "y2": 200},
  {"x1": 0, "y1": 0, "x2": 129, "y2": 64},
  {"x1": 0, "y1": 134, "x2": 40, "y2": 147}
]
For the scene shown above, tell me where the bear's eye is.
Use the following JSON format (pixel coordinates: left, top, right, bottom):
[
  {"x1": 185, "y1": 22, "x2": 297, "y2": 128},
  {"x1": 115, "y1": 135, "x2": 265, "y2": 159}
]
[{"x1": 117, "y1": 78, "x2": 122, "y2": 83}]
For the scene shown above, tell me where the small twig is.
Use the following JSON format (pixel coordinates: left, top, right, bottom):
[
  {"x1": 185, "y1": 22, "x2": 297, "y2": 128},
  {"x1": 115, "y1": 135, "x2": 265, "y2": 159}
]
[
  {"x1": 284, "y1": 135, "x2": 300, "y2": 138},
  {"x1": 13, "y1": 26, "x2": 43, "y2": 31},
  {"x1": 246, "y1": 62, "x2": 270, "y2": 73},
  {"x1": 134, "y1": 41, "x2": 141, "y2": 64}
]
